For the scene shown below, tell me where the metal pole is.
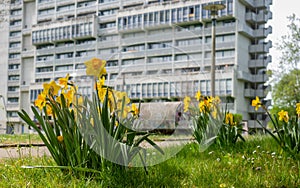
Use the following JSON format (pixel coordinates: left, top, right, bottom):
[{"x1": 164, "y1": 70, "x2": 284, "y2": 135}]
[{"x1": 211, "y1": 18, "x2": 216, "y2": 97}]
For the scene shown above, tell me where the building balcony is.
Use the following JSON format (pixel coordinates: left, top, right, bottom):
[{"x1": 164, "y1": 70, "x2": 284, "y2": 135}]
[
  {"x1": 37, "y1": 0, "x2": 55, "y2": 9},
  {"x1": 246, "y1": 11, "x2": 272, "y2": 24},
  {"x1": 99, "y1": 14, "x2": 116, "y2": 23},
  {"x1": 54, "y1": 71, "x2": 75, "y2": 78},
  {"x1": 147, "y1": 33, "x2": 173, "y2": 43},
  {"x1": 98, "y1": 27, "x2": 117, "y2": 35},
  {"x1": 253, "y1": 25, "x2": 272, "y2": 39},
  {"x1": 98, "y1": 40, "x2": 119, "y2": 48},
  {"x1": 203, "y1": 25, "x2": 235, "y2": 36},
  {"x1": 10, "y1": 14, "x2": 22, "y2": 21},
  {"x1": 72, "y1": 32, "x2": 96, "y2": 40},
  {"x1": 54, "y1": 58, "x2": 74, "y2": 65},
  {"x1": 174, "y1": 44, "x2": 202, "y2": 54},
  {"x1": 10, "y1": 2, "x2": 23, "y2": 10},
  {"x1": 122, "y1": 0, "x2": 142, "y2": 7},
  {"x1": 56, "y1": 10, "x2": 75, "y2": 19},
  {"x1": 36, "y1": 60, "x2": 54, "y2": 67},
  {"x1": 36, "y1": 48, "x2": 56, "y2": 56},
  {"x1": 248, "y1": 105, "x2": 265, "y2": 113},
  {"x1": 9, "y1": 36, "x2": 22, "y2": 42},
  {"x1": 37, "y1": 13, "x2": 54, "y2": 22},
  {"x1": 249, "y1": 40, "x2": 272, "y2": 54},
  {"x1": 146, "y1": 48, "x2": 173, "y2": 57},
  {"x1": 121, "y1": 50, "x2": 146, "y2": 59},
  {"x1": 8, "y1": 69, "x2": 20, "y2": 75},
  {"x1": 75, "y1": 43, "x2": 96, "y2": 51},
  {"x1": 98, "y1": 1, "x2": 120, "y2": 11},
  {"x1": 203, "y1": 57, "x2": 235, "y2": 67},
  {"x1": 175, "y1": 29, "x2": 202, "y2": 40},
  {"x1": 76, "y1": 5, "x2": 96, "y2": 15},
  {"x1": 240, "y1": 0, "x2": 272, "y2": 9},
  {"x1": 249, "y1": 55, "x2": 271, "y2": 68},
  {"x1": 55, "y1": 45, "x2": 75, "y2": 53},
  {"x1": 57, "y1": 0, "x2": 75, "y2": 6},
  {"x1": 121, "y1": 36, "x2": 145, "y2": 46},
  {"x1": 9, "y1": 47, "x2": 22, "y2": 53},
  {"x1": 9, "y1": 25, "x2": 22, "y2": 32},
  {"x1": 8, "y1": 59, "x2": 21, "y2": 65},
  {"x1": 254, "y1": 0, "x2": 272, "y2": 8},
  {"x1": 7, "y1": 80, "x2": 20, "y2": 86},
  {"x1": 7, "y1": 91, "x2": 20, "y2": 97},
  {"x1": 252, "y1": 74, "x2": 268, "y2": 83},
  {"x1": 244, "y1": 88, "x2": 265, "y2": 98}
]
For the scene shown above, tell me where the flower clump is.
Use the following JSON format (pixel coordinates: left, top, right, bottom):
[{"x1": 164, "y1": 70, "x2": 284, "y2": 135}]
[
  {"x1": 184, "y1": 91, "x2": 221, "y2": 118},
  {"x1": 34, "y1": 74, "x2": 76, "y2": 115},
  {"x1": 34, "y1": 57, "x2": 138, "y2": 119}
]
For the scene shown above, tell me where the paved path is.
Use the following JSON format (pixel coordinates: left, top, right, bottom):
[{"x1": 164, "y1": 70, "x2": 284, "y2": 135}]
[
  {"x1": 0, "y1": 138, "x2": 194, "y2": 160},
  {"x1": 0, "y1": 146, "x2": 50, "y2": 159}
]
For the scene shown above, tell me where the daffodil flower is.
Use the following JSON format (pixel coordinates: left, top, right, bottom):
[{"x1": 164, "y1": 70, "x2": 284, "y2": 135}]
[
  {"x1": 84, "y1": 58, "x2": 107, "y2": 77},
  {"x1": 34, "y1": 92, "x2": 47, "y2": 110},
  {"x1": 131, "y1": 103, "x2": 139, "y2": 117},
  {"x1": 296, "y1": 103, "x2": 300, "y2": 117},
  {"x1": 58, "y1": 73, "x2": 70, "y2": 89},
  {"x1": 252, "y1": 96, "x2": 262, "y2": 111},
  {"x1": 278, "y1": 110, "x2": 289, "y2": 123},
  {"x1": 183, "y1": 96, "x2": 191, "y2": 112},
  {"x1": 195, "y1": 91, "x2": 201, "y2": 101},
  {"x1": 43, "y1": 80, "x2": 61, "y2": 96}
]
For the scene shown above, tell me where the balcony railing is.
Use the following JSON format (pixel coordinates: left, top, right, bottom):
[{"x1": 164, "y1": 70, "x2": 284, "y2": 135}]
[{"x1": 244, "y1": 88, "x2": 265, "y2": 98}]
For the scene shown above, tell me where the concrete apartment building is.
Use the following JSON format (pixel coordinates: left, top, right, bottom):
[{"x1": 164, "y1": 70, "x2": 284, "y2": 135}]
[{"x1": 3, "y1": 0, "x2": 272, "y2": 134}]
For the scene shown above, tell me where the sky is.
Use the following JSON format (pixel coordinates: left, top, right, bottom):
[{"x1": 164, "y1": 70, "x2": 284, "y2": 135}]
[{"x1": 268, "y1": 0, "x2": 300, "y2": 63}]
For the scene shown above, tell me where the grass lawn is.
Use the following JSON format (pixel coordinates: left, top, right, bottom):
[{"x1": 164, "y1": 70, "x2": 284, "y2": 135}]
[
  {"x1": 0, "y1": 135, "x2": 299, "y2": 187},
  {"x1": 0, "y1": 134, "x2": 42, "y2": 145}
]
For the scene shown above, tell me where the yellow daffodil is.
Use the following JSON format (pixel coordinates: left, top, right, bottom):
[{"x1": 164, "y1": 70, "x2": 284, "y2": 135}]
[
  {"x1": 212, "y1": 108, "x2": 218, "y2": 118},
  {"x1": 35, "y1": 92, "x2": 47, "y2": 110},
  {"x1": 183, "y1": 96, "x2": 191, "y2": 112},
  {"x1": 225, "y1": 113, "x2": 234, "y2": 126},
  {"x1": 46, "y1": 105, "x2": 53, "y2": 116},
  {"x1": 213, "y1": 96, "x2": 221, "y2": 104},
  {"x1": 115, "y1": 91, "x2": 130, "y2": 104},
  {"x1": 58, "y1": 73, "x2": 69, "y2": 89},
  {"x1": 198, "y1": 101, "x2": 206, "y2": 113},
  {"x1": 57, "y1": 135, "x2": 64, "y2": 142},
  {"x1": 278, "y1": 110, "x2": 289, "y2": 123},
  {"x1": 43, "y1": 80, "x2": 61, "y2": 96},
  {"x1": 195, "y1": 91, "x2": 201, "y2": 101},
  {"x1": 63, "y1": 89, "x2": 74, "y2": 106},
  {"x1": 131, "y1": 103, "x2": 139, "y2": 116},
  {"x1": 84, "y1": 58, "x2": 107, "y2": 77},
  {"x1": 296, "y1": 103, "x2": 300, "y2": 117},
  {"x1": 251, "y1": 96, "x2": 262, "y2": 111}
]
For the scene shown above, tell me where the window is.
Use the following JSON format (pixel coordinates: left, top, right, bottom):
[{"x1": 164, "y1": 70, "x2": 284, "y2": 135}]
[
  {"x1": 55, "y1": 65, "x2": 73, "y2": 71},
  {"x1": 75, "y1": 63, "x2": 86, "y2": 69},
  {"x1": 8, "y1": 97, "x2": 18, "y2": 103},
  {"x1": 37, "y1": 66, "x2": 53, "y2": 72},
  {"x1": 8, "y1": 75, "x2": 20, "y2": 81},
  {"x1": 9, "y1": 42, "x2": 21, "y2": 48},
  {"x1": 8, "y1": 86, "x2": 19, "y2": 92},
  {"x1": 8, "y1": 64, "x2": 20, "y2": 70},
  {"x1": 9, "y1": 53, "x2": 20, "y2": 59},
  {"x1": 8, "y1": 111, "x2": 18, "y2": 117}
]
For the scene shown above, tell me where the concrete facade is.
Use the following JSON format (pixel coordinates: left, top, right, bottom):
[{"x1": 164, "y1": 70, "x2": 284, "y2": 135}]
[{"x1": 3, "y1": 0, "x2": 272, "y2": 134}]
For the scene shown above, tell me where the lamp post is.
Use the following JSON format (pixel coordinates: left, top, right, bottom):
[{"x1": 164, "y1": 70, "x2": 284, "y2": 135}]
[{"x1": 203, "y1": 4, "x2": 226, "y2": 97}]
